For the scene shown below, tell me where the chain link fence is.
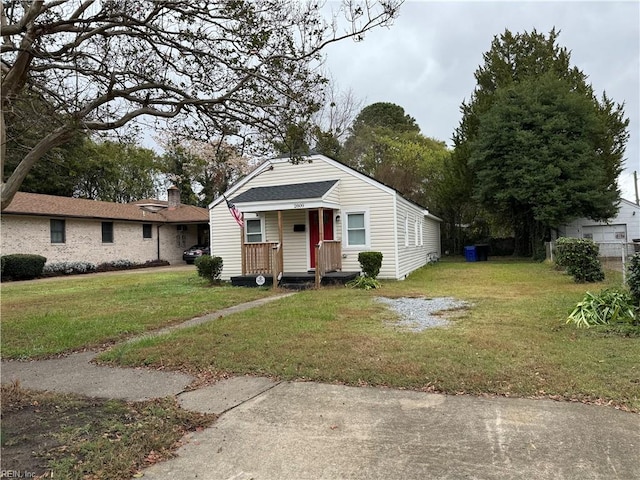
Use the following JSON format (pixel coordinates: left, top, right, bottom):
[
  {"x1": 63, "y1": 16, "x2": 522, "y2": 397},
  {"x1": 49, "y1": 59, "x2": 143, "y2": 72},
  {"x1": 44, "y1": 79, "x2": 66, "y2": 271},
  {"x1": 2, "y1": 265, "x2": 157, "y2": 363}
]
[{"x1": 547, "y1": 241, "x2": 640, "y2": 283}]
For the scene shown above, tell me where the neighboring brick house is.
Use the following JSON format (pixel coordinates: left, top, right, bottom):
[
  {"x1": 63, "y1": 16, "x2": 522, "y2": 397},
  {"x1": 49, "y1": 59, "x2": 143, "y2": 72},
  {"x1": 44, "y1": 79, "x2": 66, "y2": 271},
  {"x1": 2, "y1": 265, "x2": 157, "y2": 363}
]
[{"x1": 1, "y1": 187, "x2": 209, "y2": 265}]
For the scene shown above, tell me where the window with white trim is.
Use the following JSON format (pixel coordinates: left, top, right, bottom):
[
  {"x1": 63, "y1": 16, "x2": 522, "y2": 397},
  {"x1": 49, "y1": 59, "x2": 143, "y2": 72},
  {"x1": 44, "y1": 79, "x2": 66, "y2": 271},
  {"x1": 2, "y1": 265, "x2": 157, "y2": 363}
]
[
  {"x1": 419, "y1": 219, "x2": 424, "y2": 246},
  {"x1": 414, "y1": 219, "x2": 419, "y2": 246},
  {"x1": 346, "y1": 212, "x2": 367, "y2": 247},
  {"x1": 245, "y1": 217, "x2": 264, "y2": 243}
]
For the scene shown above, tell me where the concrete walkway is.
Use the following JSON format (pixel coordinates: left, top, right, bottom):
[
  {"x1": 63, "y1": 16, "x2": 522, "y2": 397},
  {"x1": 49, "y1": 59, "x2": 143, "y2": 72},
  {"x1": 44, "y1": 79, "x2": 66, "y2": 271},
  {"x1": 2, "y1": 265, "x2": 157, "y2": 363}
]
[
  {"x1": 1, "y1": 293, "x2": 296, "y2": 401},
  {"x1": 2, "y1": 291, "x2": 639, "y2": 479}
]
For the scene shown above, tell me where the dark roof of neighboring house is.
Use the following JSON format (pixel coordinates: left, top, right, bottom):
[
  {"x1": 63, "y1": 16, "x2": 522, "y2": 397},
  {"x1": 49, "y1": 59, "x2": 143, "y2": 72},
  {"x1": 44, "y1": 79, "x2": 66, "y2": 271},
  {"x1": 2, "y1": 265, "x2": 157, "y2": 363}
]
[
  {"x1": 3, "y1": 192, "x2": 208, "y2": 223},
  {"x1": 231, "y1": 180, "x2": 338, "y2": 203}
]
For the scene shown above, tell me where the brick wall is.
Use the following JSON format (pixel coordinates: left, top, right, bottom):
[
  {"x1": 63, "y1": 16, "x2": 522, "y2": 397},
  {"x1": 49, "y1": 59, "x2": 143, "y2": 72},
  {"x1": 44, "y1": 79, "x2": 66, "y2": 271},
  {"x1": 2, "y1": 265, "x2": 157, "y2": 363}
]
[{"x1": 1, "y1": 215, "x2": 200, "y2": 265}]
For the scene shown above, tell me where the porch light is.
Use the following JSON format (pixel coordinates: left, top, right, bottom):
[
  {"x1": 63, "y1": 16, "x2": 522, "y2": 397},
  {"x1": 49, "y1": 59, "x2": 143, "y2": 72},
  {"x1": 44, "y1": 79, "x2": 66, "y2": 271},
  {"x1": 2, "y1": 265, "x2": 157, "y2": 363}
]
[{"x1": 335, "y1": 214, "x2": 341, "y2": 223}]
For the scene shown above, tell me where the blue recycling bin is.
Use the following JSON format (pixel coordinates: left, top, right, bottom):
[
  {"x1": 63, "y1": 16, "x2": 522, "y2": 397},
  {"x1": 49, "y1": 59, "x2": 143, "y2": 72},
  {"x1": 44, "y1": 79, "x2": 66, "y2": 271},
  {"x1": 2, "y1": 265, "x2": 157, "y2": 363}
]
[{"x1": 464, "y1": 246, "x2": 477, "y2": 262}]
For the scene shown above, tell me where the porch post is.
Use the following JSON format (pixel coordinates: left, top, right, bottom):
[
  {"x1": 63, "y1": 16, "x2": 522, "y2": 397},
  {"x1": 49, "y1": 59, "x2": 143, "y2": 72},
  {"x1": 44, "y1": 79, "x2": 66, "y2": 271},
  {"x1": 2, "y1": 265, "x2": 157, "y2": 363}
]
[
  {"x1": 276, "y1": 210, "x2": 283, "y2": 290},
  {"x1": 315, "y1": 207, "x2": 324, "y2": 288},
  {"x1": 240, "y1": 225, "x2": 246, "y2": 275}
]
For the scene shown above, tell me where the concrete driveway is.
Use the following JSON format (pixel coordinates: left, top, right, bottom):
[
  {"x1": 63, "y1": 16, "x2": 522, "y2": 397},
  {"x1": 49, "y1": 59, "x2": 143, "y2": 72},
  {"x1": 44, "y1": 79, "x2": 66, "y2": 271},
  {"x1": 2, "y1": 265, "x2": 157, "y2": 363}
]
[{"x1": 142, "y1": 378, "x2": 640, "y2": 480}]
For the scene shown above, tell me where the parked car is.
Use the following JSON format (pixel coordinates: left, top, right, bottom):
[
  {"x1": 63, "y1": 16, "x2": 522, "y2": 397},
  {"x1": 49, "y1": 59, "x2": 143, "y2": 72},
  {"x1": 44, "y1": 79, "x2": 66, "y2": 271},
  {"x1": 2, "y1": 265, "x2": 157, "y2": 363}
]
[{"x1": 183, "y1": 244, "x2": 210, "y2": 264}]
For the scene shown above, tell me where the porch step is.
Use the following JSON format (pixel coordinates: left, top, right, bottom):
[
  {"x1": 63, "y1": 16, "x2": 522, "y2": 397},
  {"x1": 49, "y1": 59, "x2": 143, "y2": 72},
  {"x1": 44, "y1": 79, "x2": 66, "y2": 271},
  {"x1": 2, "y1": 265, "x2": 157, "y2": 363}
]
[
  {"x1": 279, "y1": 281, "x2": 315, "y2": 291},
  {"x1": 279, "y1": 273, "x2": 316, "y2": 291},
  {"x1": 230, "y1": 271, "x2": 360, "y2": 289}
]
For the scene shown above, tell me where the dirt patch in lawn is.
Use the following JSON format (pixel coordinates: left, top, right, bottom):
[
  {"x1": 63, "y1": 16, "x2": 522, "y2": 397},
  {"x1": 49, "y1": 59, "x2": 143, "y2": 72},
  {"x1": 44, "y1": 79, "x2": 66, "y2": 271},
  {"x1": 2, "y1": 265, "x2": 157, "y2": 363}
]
[{"x1": 0, "y1": 382, "x2": 216, "y2": 479}]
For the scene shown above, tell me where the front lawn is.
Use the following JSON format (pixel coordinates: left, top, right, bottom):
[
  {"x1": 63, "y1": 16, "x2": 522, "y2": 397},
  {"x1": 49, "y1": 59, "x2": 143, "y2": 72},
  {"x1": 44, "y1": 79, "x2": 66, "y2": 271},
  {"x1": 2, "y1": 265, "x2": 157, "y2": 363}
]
[
  {"x1": 99, "y1": 260, "x2": 640, "y2": 411},
  {"x1": 0, "y1": 271, "x2": 275, "y2": 359}
]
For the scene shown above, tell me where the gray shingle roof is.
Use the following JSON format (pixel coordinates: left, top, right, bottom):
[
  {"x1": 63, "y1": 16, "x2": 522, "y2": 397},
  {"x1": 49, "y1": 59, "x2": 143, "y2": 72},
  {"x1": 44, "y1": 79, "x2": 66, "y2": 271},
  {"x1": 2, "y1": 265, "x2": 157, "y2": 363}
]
[{"x1": 231, "y1": 180, "x2": 338, "y2": 204}]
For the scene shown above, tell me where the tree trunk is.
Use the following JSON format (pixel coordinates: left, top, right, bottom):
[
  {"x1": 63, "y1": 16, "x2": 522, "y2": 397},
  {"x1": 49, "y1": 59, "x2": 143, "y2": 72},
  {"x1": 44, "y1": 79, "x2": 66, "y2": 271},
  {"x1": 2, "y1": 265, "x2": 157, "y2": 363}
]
[{"x1": 1, "y1": 126, "x2": 74, "y2": 210}]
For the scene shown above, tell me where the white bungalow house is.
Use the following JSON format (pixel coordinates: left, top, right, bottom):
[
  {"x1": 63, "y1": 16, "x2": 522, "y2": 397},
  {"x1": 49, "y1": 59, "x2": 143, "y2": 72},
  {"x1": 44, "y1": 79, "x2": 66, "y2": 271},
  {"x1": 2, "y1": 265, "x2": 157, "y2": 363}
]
[
  {"x1": 209, "y1": 154, "x2": 442, "y2": 287},
  {"x1": 558, "y1": 198, "x2": 640, "y2": 257}
]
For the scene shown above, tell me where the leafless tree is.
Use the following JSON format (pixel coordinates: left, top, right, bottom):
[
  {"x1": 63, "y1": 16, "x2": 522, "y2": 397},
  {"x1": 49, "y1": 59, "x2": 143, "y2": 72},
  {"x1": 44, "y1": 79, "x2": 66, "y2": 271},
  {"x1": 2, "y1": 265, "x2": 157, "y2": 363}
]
[
  {"x1": 0, "y1": 0, "x2": 402, "y2": 209},
  {"x1": 312, "y1": 77, "x2": 364, "y2": 143}
]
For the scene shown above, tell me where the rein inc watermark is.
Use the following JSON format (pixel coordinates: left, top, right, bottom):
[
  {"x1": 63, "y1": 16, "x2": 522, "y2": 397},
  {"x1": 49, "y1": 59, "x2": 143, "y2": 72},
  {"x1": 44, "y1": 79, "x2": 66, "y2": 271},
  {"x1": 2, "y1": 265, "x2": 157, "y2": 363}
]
[{"x1": 0, "y1": 471, "x2": 53, "y2": 478}]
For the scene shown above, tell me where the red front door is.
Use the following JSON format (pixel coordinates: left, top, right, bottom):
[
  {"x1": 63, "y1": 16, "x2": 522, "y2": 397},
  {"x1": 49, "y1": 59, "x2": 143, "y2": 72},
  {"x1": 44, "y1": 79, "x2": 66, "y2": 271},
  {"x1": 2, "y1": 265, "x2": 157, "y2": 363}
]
[{"x1": 309, "y1": 209, "x2": 334, "y2": 269}]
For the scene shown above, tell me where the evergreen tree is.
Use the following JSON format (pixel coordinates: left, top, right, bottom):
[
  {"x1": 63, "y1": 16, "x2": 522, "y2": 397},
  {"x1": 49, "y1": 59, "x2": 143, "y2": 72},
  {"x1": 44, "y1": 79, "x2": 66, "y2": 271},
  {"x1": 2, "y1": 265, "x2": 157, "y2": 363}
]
[{"x1": 453, "y1": 29, "x2": 629, "y2": 256}]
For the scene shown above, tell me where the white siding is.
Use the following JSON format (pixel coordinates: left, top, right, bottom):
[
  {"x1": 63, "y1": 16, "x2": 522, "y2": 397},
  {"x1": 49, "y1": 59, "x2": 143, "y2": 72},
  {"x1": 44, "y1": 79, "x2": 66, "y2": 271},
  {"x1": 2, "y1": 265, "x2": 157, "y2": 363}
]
[
  {"x1": 424, "y1": 216, "x2": 442, "y2": 258},
  {"x1": 394, "y1": 196, "x2": 441, "y2": 279},
  {"x1": 210, "y1": 155, "x2": 442, "y2": 280},
  {"x1": 559, "y1": 199, "x2": 640, "y2": 243}
]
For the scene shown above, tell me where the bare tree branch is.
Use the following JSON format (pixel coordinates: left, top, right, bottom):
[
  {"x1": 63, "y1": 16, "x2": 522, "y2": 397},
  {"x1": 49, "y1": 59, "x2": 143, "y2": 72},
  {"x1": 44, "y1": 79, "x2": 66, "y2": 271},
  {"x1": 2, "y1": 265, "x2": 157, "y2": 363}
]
[{"x1": 1, "y1": 0, "x2": 403, "y2": 209}]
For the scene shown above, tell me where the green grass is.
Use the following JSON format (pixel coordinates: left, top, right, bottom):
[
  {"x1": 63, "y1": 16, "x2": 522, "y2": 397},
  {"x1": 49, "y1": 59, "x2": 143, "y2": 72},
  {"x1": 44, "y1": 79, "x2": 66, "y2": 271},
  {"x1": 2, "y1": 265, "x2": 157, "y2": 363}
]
[
  {"x1": 99, "y1": 260, "x2": 640, "y2": 411},
  {"x1": 0, "y1": 271, "x2": 275, "y2": 359},
  {"x1": 3, "y1": 262, "x2": 638, "y2": 410}
]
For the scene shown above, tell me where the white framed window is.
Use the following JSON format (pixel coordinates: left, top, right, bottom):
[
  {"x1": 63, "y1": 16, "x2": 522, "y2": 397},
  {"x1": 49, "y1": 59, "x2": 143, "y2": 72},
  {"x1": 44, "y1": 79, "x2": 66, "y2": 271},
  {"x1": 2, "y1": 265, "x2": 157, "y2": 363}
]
[
  {"x1": 414, "y1": 219, "x2": 419, "y2": 246},
  {"x1": 419, "y1": 219, "x2": 424, "y2": 246},
  {"x1": 345, "y1": 210, "x2": 369, "y2": 247},
  {"x1": 245, "y1": 217, "x2": 264, "y2": 243}
]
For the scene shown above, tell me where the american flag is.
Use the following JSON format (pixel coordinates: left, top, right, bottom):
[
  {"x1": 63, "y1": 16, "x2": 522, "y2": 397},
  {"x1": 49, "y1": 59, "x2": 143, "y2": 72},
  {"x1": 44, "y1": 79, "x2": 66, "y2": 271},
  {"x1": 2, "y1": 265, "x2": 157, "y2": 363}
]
[{"x1": 224, "y1": 196, "x2": 244, "y2": 227}]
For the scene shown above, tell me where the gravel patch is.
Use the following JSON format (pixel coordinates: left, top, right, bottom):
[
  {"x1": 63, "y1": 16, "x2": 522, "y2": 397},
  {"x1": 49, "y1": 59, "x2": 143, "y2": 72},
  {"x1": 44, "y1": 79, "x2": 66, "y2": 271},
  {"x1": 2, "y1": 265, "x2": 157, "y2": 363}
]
[{"x1": 376, "y1": 296, "x2": 471, "y2": 332}]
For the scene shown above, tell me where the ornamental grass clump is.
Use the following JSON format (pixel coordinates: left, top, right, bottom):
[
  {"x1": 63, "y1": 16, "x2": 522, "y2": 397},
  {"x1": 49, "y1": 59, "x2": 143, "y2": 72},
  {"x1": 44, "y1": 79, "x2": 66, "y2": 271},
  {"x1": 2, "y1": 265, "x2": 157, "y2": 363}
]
[{"x1": 567, "y1": 289, "x2": 638, "y2": 329}]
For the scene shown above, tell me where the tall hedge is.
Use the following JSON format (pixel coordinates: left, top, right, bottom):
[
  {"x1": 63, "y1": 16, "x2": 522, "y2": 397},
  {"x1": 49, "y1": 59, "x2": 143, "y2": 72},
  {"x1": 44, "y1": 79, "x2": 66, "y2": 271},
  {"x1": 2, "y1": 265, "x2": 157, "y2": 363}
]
[
  {"x1": 1, "y1": 254, "x2": 47, "y2": 280},
  {"x1": 628, "y1": 253, "x2": 640, "y2": 305},
  {"x1": 555, "y1": 237, "x2": 604, "y2": 283}
]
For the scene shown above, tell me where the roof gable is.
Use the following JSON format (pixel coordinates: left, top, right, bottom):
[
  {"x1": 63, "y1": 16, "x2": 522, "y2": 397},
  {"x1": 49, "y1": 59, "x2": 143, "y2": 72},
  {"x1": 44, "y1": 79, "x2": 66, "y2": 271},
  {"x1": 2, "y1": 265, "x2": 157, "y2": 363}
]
[{"x1": 210, "y1": 154, "x2": 441, "y2": 221}]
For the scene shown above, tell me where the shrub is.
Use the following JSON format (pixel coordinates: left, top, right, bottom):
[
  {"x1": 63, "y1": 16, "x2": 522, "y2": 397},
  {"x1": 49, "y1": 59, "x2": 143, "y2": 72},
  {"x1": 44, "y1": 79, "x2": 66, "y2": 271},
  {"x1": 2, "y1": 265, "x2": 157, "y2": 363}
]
[
  {"x1": 567, "y1": 289, "x2": 637, "y2": 328},
  {"x1": 628, "y1": 253, "x2": 640, "y2": 305},
  {"x1": 43, "y1": 261, "x2": 97, "y2": 276},
  {"x1": 358, "y1": 251, "x2": 383, "y2": 279},
  {"x1": 96, "y1": 259, "x2": 136, "y2": 272},
  {"x1": 195, "y1": 255, "x2": 223, "y2": 283},
  {"x1": 1, "y1": 254, "x2": 47, "y2": 280},
  {"x1": 555, "y1": 237, "x2": 604, "y2": 283}
]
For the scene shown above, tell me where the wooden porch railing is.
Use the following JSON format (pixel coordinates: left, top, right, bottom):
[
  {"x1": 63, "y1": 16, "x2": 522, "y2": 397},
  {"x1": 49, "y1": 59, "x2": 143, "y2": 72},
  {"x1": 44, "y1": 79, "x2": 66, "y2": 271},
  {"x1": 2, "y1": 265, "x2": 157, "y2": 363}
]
[
  {"x1": 243, "y1": 242, "x2": 278, "y2": 275},
  {"x1": 315, "y1": 240, "x2": 342, "y2": 287}
]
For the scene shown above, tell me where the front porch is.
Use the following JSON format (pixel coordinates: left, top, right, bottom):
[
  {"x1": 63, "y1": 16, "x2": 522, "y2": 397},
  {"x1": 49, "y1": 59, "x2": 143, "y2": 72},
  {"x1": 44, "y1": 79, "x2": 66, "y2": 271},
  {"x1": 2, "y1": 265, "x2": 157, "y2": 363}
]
[
  {"x1": 226, "y1": 179, "x2": 362, "y2": 288},
  {"x1": 237, "y1": 234, "x2": 357, "y2": 289}
]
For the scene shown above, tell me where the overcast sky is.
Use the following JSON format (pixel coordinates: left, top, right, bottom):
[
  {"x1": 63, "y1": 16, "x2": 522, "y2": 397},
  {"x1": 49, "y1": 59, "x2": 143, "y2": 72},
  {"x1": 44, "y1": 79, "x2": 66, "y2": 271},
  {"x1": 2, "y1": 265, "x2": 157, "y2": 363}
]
[{"x1": 322, "y1": 0, "x2": 640, "y2": 202}]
